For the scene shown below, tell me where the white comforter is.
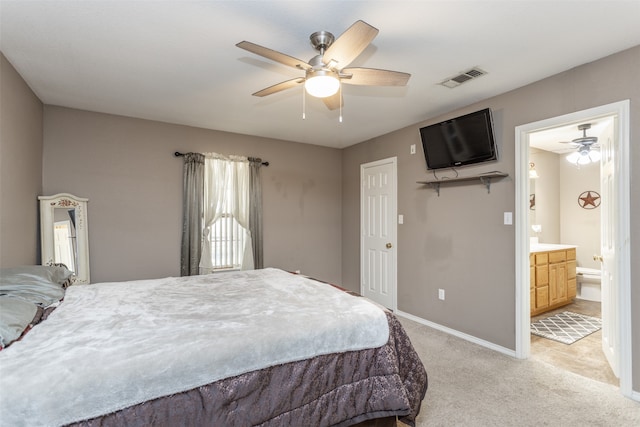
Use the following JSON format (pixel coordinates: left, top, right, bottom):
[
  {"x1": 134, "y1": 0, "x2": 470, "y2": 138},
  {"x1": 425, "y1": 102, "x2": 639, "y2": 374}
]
[{"x1": 0, "y1": 268, "x2": 389, "y2": 427}]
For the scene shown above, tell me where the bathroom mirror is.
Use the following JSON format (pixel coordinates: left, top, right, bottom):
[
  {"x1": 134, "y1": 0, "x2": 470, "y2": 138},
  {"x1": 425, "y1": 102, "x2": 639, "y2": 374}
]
[{"x1": 39, "y1": 193, "x2": 90, "y2": 284}]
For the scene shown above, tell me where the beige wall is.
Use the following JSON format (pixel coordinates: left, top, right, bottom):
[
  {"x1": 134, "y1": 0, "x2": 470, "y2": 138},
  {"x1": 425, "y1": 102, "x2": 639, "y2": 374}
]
[
  {"x1": 0, "y1": 53, "x2": 43, "y2": 267},
  {"x1": 560, "y1": 154, "x2": 601, "y2": 270},
  {"x1": 2, "y1": 43, "x2": 638, "y2": 393},
  {"x1": 342, "y1": 46, "x2": 639, "y2": 390},
  {"x1": 42, "y1": 107, "x2": 343, "y2": 284}
]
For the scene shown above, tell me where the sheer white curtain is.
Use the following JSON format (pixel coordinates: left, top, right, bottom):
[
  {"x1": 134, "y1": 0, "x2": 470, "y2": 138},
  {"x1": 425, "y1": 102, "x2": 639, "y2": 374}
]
[{"x1": 199, "y1": 153, "x2": 254, "y2": 274}]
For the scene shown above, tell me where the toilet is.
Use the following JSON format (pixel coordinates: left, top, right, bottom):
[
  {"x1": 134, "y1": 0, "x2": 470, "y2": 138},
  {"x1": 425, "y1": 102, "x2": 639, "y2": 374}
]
[{"x1": 576, "y1": 267, "x2": 601, "y2": 302}]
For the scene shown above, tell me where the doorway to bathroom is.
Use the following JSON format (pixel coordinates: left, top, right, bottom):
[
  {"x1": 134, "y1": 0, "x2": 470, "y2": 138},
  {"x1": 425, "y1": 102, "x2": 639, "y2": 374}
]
[
  {"x1": 514, "y1": 100, "x2": 632, "y2": 398},
  {"x1": 528, "y1": 118, "x2": 615, "y2": 385}
]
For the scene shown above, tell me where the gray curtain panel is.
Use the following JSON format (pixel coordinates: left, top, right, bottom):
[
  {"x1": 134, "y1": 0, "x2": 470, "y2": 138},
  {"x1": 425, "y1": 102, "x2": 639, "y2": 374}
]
[
  {"x1": 180, "y1": 153, "x2": 205, "y2": 276},
  {"x1": 249, "y1": 158, "x2": 264, "y2": 269}
]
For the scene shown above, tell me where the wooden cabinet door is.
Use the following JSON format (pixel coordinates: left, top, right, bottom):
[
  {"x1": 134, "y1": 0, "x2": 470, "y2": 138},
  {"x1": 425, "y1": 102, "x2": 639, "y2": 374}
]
[
  {"x1": 536, "y1": 265, "x2": 549, "y2": 287},
  {"x1": 549, "y1": 262, "x2": 567, "y2": 305},
  {"x1": 530, "y1": 256, "x2": 535, "y2": 289},
  {"x1": 536, "y1": 286, "x2": 549, "y2": 310},
  {"x1": 530, "y1": 288, "x2": 536, "y2": 312},
  {"x1": 557, "y1": 262, "x2": 567, "y2": 301},
  {"x1": 533, "y1": 260, "x2": 549, "y2": 314},
  {"x1": 530, "y1": 261, "x2": 536, "y2": 314},
  {"x1": 549, "y1": 263, "x2": 559, "y2": 305}
]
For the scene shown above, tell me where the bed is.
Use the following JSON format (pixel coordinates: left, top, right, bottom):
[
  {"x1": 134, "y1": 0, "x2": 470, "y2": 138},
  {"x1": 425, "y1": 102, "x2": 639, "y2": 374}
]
[{"x1": 0, "y1": 266, "x2": 427, "y2": 426}]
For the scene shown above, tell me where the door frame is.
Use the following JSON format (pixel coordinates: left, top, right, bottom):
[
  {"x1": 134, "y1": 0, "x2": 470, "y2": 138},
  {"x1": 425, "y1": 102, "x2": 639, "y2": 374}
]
[
  {"x1": 360, "y1": 157, "x2": 398, "y2": 312},
  {"x1": 514, "y1": 100, "x2": 632, "y2": 398}
]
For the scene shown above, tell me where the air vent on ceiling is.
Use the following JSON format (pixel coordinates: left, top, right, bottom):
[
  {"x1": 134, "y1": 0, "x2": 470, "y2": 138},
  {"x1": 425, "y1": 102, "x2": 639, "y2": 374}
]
[{"x1": 439, "y1": 67, "x2": 487, "y2": 88}]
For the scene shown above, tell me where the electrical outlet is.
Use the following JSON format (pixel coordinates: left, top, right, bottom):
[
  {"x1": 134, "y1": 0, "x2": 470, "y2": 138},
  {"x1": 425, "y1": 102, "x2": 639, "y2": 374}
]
[
  {"x1": 438, "y1": 289, "x2": 445, "y2": 300},
  {"x1": 410, "y1": 144, "x2": 416, "y2": 154}
]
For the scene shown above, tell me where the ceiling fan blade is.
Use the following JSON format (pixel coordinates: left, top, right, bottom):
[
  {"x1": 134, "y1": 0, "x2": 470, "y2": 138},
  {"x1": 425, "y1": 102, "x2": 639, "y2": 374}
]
[
  {"x1": 236, "y1": 41, "x2": 311, "y2": 70},
  {"x1": 341, "y1": 67, "x2": 411, "y2": 86},
  {"x1": 322, "y1": 92, "x2": 343, "y2": 111},
  {"x1": 253, "y1": 78, "x2": 305, "y2": 97},
  {"x1": 323, "y1": 20, "x2": 379, "y2": 69}
]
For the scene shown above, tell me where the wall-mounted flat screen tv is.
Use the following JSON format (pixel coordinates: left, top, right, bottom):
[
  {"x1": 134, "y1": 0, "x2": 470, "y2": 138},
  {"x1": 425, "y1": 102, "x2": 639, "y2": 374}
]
[{"x1": 419, "y1": 108, "x2": 497, "y2": 170}]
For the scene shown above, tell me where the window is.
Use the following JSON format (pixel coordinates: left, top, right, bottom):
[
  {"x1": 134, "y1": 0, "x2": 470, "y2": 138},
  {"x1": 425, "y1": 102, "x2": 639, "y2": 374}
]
[
  {"x1": 210, "y1": 212, "x2": 246, "y2": 270},
  {"x1": 200, "y1": 155, "x2": 253, "y2": 273}
]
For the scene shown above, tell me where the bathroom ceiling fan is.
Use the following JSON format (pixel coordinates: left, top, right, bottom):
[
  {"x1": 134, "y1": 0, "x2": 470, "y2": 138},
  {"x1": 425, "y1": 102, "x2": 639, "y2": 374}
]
[
  {"x1": 560, "y1": 123, "x2": 601, "y2": 164},
  {"x1": 236, "y1": 20, "x2": 411, "y2": 110}
]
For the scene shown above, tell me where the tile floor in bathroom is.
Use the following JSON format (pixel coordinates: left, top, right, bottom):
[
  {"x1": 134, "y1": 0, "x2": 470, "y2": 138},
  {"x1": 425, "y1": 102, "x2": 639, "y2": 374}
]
[{"x1": 530, "y1": 299, "x2": 618, "y2": 386}]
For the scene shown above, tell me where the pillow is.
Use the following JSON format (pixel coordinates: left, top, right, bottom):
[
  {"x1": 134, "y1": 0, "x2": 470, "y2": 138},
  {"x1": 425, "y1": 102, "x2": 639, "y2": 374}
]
[
  {"x1": 0, "y1": 295, "x2": 38, "y2": 348},
  {"x1": 0, "y1": 265, "x2": 71, "y2": 307}
]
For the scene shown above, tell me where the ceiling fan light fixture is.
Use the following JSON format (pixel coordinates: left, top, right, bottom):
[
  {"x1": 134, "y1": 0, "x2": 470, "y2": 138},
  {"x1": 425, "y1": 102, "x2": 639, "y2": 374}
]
[
  {"x1": 566, "y1": 146, "x2": 601, "y2": 165},
  {"x1": 565, "y1": 123, "x2": 601, "y2": 165},
  {"x1": 577, "y1": 153, "x2": 591, "y2": 165},
  {"x1": 566, "y1": 150, "x2": 583, "y2": 164},
  {"x1": 238, "y1": 21, "x2": 410, "y2": 111},
  {"x1": 304, "y1": 70, "x2": 340, "y2": 98},
  {"x1": 589, "y1": 149, "x2": 602, "y2": 162}
]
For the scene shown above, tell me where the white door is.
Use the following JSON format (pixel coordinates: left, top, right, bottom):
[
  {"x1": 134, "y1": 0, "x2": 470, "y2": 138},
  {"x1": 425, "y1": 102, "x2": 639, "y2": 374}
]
[
  {"x1": 360, "y1": 157, "x2": 397, "y2": 310},
  {"x1": 599, "y1": 121, "x2": 619, "y2": 376}
]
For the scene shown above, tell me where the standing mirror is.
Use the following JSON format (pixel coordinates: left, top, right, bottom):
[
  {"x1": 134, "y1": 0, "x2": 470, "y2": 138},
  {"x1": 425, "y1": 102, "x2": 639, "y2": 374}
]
[{"x1": 39, "y1": 193, "x2": 90, "y2": 284}]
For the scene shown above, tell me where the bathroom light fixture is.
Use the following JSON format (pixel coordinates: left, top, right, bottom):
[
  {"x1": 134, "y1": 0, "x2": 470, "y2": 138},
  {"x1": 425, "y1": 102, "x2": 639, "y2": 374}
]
[
  {"x1": 564, "y1": 123, "x2": 600, "y2": 165},
  {"x1": 304, "y1": 70, "x2": 340, "y2": 98},
  {"x1": 566, "y1": 146, "x2": 601, "y2": 165},
  {"x1": 529, "y1": 162, "x2": 539, "y2": 179}
]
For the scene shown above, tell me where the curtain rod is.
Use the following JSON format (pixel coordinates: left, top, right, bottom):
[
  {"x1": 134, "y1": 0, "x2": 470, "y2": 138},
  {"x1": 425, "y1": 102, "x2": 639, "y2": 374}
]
[{"x1": 174, "y1": 151, "x2": 269, "y2": 166}]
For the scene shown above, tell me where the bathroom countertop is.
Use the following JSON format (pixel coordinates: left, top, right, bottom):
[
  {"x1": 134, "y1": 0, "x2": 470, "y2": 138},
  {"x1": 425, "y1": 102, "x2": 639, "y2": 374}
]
[{"x1": 530, "y1": 243, "x2": 577, "y2": 253}]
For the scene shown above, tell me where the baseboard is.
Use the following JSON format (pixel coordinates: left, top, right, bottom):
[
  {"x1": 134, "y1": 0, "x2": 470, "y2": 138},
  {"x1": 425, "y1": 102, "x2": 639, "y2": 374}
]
[
  {"x1": 630, "y1": 389, "x2": 640, "y2": 402},
  {"x1": 395, "y1": 310, "x2": 517, "y2": 358}
]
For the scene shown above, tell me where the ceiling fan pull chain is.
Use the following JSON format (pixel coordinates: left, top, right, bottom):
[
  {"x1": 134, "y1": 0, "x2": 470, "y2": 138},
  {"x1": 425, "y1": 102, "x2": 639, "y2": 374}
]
[{"x1": 302, "y1": 86, "x2": 306, "y2": 120}]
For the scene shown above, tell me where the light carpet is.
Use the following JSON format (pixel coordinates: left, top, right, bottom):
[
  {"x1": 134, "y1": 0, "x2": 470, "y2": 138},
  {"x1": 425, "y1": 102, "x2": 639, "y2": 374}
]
[{"x1": 397, "y1": 316, "x2": 640, "y2": 427}]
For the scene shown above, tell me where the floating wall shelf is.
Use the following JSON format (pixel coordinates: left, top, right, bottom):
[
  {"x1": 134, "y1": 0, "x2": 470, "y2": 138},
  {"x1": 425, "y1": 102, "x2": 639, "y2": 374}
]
[{"x1": 418, "y1": 171, "x2": 509, "y2": 196}]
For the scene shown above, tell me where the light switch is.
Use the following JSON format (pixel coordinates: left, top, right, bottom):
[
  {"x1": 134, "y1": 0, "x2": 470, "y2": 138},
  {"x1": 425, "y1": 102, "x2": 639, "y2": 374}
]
[
  {"x1": 410, "y1": 144, "x2": 416, "y2": 154},
  {"x1": 504, "y1": 212, "x2": 513, "y2": 225},
  {"x1": 398, "y1": 214, "x2": 404, "y2": 224}
]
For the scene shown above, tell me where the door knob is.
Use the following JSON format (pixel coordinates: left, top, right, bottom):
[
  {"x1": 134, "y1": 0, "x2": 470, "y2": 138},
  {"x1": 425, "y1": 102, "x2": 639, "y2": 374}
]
[
  {"x1": 386, "y1": 243, "x2": 392, "y2": 249},
  {"x1": 593, "y1": 255, "x2": 603, "y2": 262}
]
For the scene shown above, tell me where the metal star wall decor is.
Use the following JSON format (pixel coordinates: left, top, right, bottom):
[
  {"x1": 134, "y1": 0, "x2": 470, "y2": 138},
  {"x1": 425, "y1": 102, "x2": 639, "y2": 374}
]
[{"x1": 578, "y1": 191, "x2": 601, "y2": 209}]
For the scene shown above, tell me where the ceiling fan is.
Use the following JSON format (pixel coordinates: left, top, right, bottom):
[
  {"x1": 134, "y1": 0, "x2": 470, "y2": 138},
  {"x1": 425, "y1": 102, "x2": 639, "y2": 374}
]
[
  {"x1": 236, "y1": 20, "x2": 411, "y2": 111},
  {"x1": 560, "y1": 123, "x2": 601, "y2": 164}
]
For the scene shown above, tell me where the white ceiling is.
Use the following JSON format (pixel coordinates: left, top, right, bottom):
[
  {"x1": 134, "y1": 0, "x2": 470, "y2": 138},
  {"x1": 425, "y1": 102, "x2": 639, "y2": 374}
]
[
  {"x1": 2, "y1": 1, "x2": 639, "y2": 149},
  {"x1": 529, "y1": 117, "x2": 613, "y2": 154}
]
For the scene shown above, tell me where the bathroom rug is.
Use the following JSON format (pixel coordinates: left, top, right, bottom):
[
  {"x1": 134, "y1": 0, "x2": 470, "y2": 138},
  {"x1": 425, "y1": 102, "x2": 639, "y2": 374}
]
[{"x1": 531, "y1": 311, "x2": 602, "y2": 345}]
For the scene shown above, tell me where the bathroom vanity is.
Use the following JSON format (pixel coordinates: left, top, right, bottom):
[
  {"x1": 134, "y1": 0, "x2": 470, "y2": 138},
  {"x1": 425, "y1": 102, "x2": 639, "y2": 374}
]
[{"x1": 530, "y1": 244, "x2": 577, "y2": 316}]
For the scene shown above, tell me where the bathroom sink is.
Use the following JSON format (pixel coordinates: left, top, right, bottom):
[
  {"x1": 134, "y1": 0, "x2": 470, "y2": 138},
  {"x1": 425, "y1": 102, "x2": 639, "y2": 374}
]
[{"x1": 530, "y1": 243, "x2": 577, "y2": 253}]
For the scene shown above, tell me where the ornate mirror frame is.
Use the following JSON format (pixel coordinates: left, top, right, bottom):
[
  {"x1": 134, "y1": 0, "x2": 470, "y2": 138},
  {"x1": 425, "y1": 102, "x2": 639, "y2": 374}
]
[{"x1": 39, "y1": 193, "x2": 90, "y2": 284}]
